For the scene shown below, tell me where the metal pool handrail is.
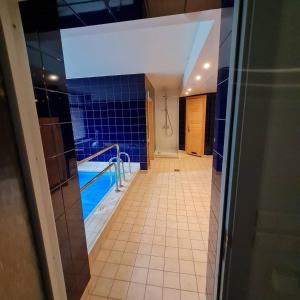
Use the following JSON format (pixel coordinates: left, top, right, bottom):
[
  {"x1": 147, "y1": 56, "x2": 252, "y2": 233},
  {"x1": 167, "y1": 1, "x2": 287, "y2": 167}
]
[
  {"x1": 80, "y1": 162, "x2": 120, "y2": 192},
  {"x1": 77, "y1": 143, "x2": 122, "y2": 187},
  {"x1": 120, "y1": 152, "x2": 131, "y2": 173},
  {"x1": 109, "y1": 157, "x2": 125, "y2": 181}
]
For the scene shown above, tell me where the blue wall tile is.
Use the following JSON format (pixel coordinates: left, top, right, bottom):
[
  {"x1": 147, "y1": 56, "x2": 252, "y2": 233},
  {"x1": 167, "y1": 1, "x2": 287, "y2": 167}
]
[
  {"x1": 20, "y1": 1, "x2": 90, "y2": 297},
  {"x1": 68, "y1": 74, "x2": 148, "y2": 169}
]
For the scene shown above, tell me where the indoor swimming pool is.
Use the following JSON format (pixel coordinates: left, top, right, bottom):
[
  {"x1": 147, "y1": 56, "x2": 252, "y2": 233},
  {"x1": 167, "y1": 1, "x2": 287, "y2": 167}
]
[{"x1": 78, "y1": 171, "x2": 116, "y2": 219}]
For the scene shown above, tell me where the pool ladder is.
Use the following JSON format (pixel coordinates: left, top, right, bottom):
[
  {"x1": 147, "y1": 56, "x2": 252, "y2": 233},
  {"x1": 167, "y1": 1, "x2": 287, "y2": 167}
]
[
  {"x1": 77, "y1": 144, "x2": 126, "y2": 192},
  {"x1": 108, "y1": 152, "x2": 131, "y2": 186}
]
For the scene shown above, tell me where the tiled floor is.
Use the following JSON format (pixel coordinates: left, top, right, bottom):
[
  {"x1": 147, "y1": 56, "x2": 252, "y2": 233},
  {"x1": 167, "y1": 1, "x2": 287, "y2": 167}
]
[{"x1": 86, "y1": 152, "x2": 213, "y2": 300}]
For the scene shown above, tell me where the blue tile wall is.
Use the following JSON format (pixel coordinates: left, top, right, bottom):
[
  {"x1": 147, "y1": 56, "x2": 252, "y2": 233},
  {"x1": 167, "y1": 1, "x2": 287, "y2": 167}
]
[
  {"x1": 20, "y1": 1, "x2": 90, "y2": 299},
  {"x1": 67, "y1": 74, "x2": 148, "y2": 170}
]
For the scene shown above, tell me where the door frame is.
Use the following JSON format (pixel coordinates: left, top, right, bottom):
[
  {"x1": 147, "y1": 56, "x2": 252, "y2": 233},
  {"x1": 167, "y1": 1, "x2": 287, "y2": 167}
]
[
  {"x1": 146, "y1": 94, "x2": 155, "y2": 167},
  {"x1": 213, "y1": 0, "x2": 251, "y2": 299},
  {"x1": 0, "y1": 1, "x2": 67, "y2": 298},
  {"x1": 147, "y1": 97, "x2": 155, "y2": 161}
]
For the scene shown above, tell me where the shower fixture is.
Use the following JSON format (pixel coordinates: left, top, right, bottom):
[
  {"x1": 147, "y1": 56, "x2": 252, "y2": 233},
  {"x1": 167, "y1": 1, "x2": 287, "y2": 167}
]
[{"x1": 162, "y1": 93, "x2": 173, "y2": 137}]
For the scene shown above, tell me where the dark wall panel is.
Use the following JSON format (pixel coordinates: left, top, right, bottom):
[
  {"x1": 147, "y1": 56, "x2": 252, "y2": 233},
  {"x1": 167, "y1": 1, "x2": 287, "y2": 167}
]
[
  {"x1": 19, "y1": 1, "x2": 90, "y2": 299},
  {"x1": 205, "y1": 93, "x2": 216, "y2": 155},
  {"x1": 67, "y1": 74, "x2": 148, "y2": 170},
  {"x1": 179, "y1": 97, "x2": 186, "y2": 150}
]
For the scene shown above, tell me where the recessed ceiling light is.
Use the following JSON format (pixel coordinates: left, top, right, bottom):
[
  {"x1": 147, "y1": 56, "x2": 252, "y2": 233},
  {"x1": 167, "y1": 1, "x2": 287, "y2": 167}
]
[
  {"x1": 203, "y1": 63, "x2": 210, "y2": 69},
  {"x1": 196, "y1": 75, "x2": 201, "y2": 80},
  {"x1": 48, "y1": 74, "x2": 59, "y2": 81},
  {"x1": 187, "y1": 88, "x2": 192, "y2": 92},
  {"x1": 185, "y1": 92, "x2": 189, "y2": 95}
]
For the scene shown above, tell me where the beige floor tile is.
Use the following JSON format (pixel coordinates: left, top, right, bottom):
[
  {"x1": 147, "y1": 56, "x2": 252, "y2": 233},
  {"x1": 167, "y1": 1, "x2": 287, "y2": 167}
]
[
  {"x1": 135, "y1": 254, "x2": 150, "y2": 268},
  {"x1": 178, "y1": 238, "x2": 192, "y2": 249},
  {"x1": 101, "y1": 263, "x2": 119, "y2": 279},
  {"x1": 179, "y1": 248, "x2": 193, "y2": 260},
  {"x1": 121, "y1": 253, "x2": 136, "y2": 266},
  {"x1": 88, "y1": 275, "x2": 99, "y2": 294},
  {"x1": 166, "y1": 237, "x2": 178, "y2": 247},
  {"x1": 107, "y1": 251, "x2": 123, "y2": 264},
  {"x1": 129, "y1": 232, "x2": 142, "y2": 243},
  {"x1": 165, "y1": 247, "x2": 178, "y2": 259},
  {"x1": 113, "y1": 240, "x2": 127, "y2": 251},
  {"x1": 180, "y1": 274, "x2": 198, "y2": 292},
  {"x1": 125, "y1": 242, "x2": 139, "y2": 253},
  {"x1": 166, "y1": 228, "x2": 177, "y2": 237},
  {"x1": 115, "y1": 265, "x2": 133, "y2": 281},
  {"x1": 149, "y1": 256, "x2": 164, "y2": 270},
  {"x1": 141, "y1": 234, "x2": 154, "y2": 244},
  {"x1": 151, "y1": 245, "x2": 165, "y2": 257},
  {"x1": 199, "y1": 293, "x2": 207, "y2": 300},
  {"x1": 102, "y1": 239, "x2": 115, "y2": 250},
  {"x1": 88, "y1": 154, "x2": 213, "y2": 300},
  {"x1": 108, "y1": 230, "x2": 119, "y2": 240},
  {"x1": 192, "y1": 250, "x2": 208, "y2": 262},
  {"x1": 196, "y1": 276, "x2": 207, "y2": 293},
  {"x1": 121, "y1": 223, "x2": 133, "y2": 232},
  {"x1": 179, "y1": 260, "x2": 195, "y2": 274},
  {"x1": 147, "y1": 269, "x2": 164, "y2": 286},
  {"x1": 90, "y1": 260, "x2": 105, "y2": 276},
  {"x1": 181, "y1": 290, "x2": 200, "y2": 300},
  {"x1": 164, "y1": 258, "x2": 179, "y2": 272},
  {"x1": 89, "y1": 295, "x2": 107, "y2": 300},
  {"x1": 92, "y1": 277, "x2": 113, "y2": 297},
  {"x1": 178, "y1": 230, "x2": 190, "y2": 239},
  {"x1": 139, "y1": 243, "x2": 152, "y2": 255},
  {"x1": 144, "y1": 285, "x2": 163, "y2": 300},
  {"x1": 191, "y1": 240, "x2": 205, "y2": 250},
  {"x1": 163, "y1": 288, "x2": 180, "y2": 300},
  {"x1": 153, "y1": 235, "x2": 166, "y2": 246},
  {"x1": 126, "y1": 282, "x2": 145, "y2": 300},
  {"x1": 97, "y1": 249, "x2": 110, "y2": 262},
  {"x1": 109, "y1": 280, "x2": 129, "y2": 299},
  {"x1": 131, "y1": 267, "x2": 148, "y2": 284},
  {"x1": 194, "y1": 262, "x2": 207, "y2": 276},
  {"x1": 163, "y1": 272, "x2": 180, "y2": 289}
]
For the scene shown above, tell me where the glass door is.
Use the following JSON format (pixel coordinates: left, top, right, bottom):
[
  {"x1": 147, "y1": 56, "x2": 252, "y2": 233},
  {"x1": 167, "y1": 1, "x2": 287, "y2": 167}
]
[{"x1": 219, "y1": 0, "x2": 300, "y2": 299}]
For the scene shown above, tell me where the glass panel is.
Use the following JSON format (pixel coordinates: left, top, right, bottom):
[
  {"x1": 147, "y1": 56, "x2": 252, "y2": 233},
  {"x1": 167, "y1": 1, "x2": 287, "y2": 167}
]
[{"x1": 222, "y1": 1, "x2": 300, "y2": 300}]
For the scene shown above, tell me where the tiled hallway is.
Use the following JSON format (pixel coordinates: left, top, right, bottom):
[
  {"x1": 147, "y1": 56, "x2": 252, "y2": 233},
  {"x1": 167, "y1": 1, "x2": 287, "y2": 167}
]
[{"x1": 87, "y1": 153, "x2": 213, "y2": 300}]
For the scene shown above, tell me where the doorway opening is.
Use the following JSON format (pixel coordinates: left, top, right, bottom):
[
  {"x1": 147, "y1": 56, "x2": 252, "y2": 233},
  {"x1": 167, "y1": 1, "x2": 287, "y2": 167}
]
[{"x1": 17, "y1": 1, "x2": 234, "y2": 299}]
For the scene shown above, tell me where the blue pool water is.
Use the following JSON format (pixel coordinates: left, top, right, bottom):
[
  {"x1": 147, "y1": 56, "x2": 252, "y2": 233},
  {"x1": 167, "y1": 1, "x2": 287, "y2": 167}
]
[{"x1": 78, "y1": 171, "x2": 116, "y2": 220}]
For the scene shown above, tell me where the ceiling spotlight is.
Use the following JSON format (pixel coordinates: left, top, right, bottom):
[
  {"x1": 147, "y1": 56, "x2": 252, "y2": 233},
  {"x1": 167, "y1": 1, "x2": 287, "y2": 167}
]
[
  {"x1": 196, "y1": 75, "x2": 201, "y2": 80},
  {"x1": 185, "y1": 91, "x2": 189, "y2": 95},
  {"x1": 187, "y1": 88, "x2": 192, "y2": 92},
  {"x1": 203, "y1": 63, "x2": 210, "y2": 69},
  {"x1": 48, "y1": 74, "x2": 59, "y2": 81}
]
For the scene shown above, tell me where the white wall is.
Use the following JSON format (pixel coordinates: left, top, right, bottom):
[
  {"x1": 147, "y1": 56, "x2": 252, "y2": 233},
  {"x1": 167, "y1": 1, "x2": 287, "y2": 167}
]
[{"x1": 154, "y1": 90, "x2": 179, "y2": 153}]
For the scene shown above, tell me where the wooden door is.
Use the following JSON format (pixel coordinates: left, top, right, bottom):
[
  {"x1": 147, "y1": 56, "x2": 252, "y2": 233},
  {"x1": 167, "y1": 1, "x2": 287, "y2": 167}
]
[
  {"x1": 147, "y1": 98, "x2": 155, "y2": 162},
  {"x1": 185, "y1": 95, "x2": 206, "y2": 156}
]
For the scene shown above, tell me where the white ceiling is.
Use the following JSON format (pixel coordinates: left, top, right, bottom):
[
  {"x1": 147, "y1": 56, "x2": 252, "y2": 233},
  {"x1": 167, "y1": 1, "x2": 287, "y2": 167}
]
[{"x1": 61, "y1": 9, "x2": 220, "y2": 95}]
